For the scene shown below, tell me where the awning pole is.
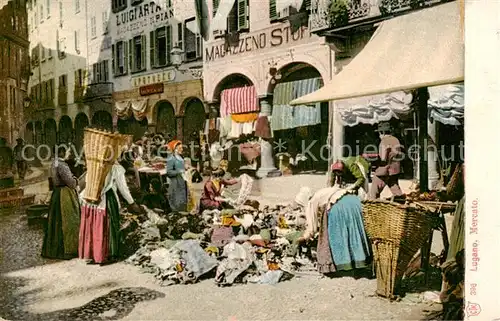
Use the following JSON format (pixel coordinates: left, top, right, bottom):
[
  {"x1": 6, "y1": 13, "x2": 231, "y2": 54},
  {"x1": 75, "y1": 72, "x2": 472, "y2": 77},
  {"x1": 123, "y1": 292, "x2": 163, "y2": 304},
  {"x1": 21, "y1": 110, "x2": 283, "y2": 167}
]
[{"x1": 417, "y1": 87, "x2": 429, "y2": 192}]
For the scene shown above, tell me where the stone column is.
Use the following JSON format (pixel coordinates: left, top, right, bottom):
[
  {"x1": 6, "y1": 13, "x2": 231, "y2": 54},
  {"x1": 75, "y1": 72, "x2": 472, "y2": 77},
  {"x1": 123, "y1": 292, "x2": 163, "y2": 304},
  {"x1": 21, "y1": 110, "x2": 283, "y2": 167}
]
[
  {"x1": 427, "y1": 118, "x2": 440, "y2": 189},
  {"x1": 176, "y1": 116, "x2": 183, "y2": 141},
  {"x1": 331, "y1": 101, "x2": 344, "y2": 162},
  {"x1": 256, "y1": 99, "x2": 277, "y2": 178}
]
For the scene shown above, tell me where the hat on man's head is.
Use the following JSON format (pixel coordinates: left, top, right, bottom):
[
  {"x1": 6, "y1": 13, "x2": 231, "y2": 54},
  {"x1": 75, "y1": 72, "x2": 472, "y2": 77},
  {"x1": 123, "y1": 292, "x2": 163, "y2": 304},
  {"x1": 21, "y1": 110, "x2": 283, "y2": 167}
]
[{"x1": 376, "y1": 122, "x2": 392, "y2": 133}]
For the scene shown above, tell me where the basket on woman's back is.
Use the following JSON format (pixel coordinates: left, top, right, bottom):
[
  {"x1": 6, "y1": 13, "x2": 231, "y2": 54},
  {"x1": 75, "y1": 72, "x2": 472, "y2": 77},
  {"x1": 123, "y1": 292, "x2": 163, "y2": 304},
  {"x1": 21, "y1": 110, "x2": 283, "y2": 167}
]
[{"x1": 83, "y1": 128, "x2": 130, "y2": 202}]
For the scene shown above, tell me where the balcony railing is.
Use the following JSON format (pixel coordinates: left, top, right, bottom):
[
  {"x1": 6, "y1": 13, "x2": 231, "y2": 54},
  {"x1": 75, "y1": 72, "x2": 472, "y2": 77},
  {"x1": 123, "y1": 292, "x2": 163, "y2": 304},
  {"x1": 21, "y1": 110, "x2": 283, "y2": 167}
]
[
  {"x1": 310, "y1": 0, "x2": 445, "y2": 33},
  {"x1": 83, "y1": 82, "x2": 113, "y2": 102}
]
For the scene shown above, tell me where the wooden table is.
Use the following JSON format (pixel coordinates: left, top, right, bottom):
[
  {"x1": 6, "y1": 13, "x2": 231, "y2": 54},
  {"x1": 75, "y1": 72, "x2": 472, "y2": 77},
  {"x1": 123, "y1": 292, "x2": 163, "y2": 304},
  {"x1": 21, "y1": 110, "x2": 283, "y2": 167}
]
[
  {"x1": 137, "y1": 167, "x2": 168, "y2": 190},
  {"x1": 414, "y1": 201, "x2": 457, "y2": 284}
]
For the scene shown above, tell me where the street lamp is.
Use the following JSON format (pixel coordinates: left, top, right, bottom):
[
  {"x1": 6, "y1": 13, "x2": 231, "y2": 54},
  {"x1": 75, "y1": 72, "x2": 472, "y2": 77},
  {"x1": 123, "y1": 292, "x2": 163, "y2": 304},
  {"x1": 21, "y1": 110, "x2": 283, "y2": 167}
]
[
  {"x1": 170, "y1": 46, "x2": 203, "y2": 79},
  {"x1": 170, "y1": 46, "x2": 184, "y2": 68}
]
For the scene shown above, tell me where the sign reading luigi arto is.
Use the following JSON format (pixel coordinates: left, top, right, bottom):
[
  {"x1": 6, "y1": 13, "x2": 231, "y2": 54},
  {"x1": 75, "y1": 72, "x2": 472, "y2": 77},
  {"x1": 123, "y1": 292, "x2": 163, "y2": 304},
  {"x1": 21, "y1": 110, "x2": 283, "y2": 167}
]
[
  {"x1": 115, "y1": 1, "x2": 174, "y2": 35},
  {"x1": 205, "y1": 25, "x2": 312, "y2": 62}
]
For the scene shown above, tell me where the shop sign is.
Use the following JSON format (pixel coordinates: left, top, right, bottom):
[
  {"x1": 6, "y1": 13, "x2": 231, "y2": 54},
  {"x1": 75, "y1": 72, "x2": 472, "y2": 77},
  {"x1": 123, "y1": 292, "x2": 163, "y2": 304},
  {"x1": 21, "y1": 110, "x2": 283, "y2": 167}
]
[
  {"x1": 115, "y1": 2, "x2": 174, "y2": 36},
  {"x1": 139, "y1": 83, "x2": 164, "y2": 96},
  {"x1": 132, "y1": 70, "x2": 175, "y2": 88},
  {"x1": 205, "y1": 25, "x2": 311, "y2": 62}
]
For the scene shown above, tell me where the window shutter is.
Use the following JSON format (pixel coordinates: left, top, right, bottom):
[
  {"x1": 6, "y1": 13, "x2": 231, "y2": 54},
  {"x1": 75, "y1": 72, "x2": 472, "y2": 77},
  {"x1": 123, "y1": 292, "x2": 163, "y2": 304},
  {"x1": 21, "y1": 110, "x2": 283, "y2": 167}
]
[
  {"x1": 51, "y1": 79, "x2": 55, "y2": 101},
  {"x1": 128, "y1": 39, "x2": 133, "y2": 72},
  {"x1": 269, "y1": 0, "x2": 277, "y2": 20},
  {"x1": 123, "y1": 41, "x2": 128, "y2": 73},
  {"x1": 111, "y1": 44, "x2": 115, "y2": 75},
  {"x1": 141, "y1": 35, "x2": 146, "y2": 70},
  {"x1": 302, "y1": 0, "x2": 311, "y2": 10},
  {"x1": 227, "y1": 4, "x2": 237, "y2": 32},
  {"x1": 213, "y1": 0, "x2": 219, "y2": 17},
  {"x1": 237, "y1": 0, "x2": 248, "y2": 30},
  {"x1": 166, "y1": 25, "x2": 172, "y2": 64},
  {"x1": 150, "y1": 30, "x2": 156, "y2": 68}
]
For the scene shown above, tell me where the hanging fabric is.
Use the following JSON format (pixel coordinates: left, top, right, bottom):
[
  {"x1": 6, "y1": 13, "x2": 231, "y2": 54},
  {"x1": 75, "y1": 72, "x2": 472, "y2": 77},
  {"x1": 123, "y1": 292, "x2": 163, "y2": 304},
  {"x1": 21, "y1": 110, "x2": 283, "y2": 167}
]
[
  {"x1": 131, "y1": 99, "x2": 149, "y2": 121},
  {"x1": 211, "y1": 0, "x2": 236, "y2": 36},
  {"x1": 271, "y1": 78, "x2": 322, "y2": 131},
  {"x1": 335, "y1": 91, "x2": 413, "y2": 127},
  {"x1": 115, "y1": 101, "x2": 132, "y2": 120},
  {"x1": 220, "y1": 86, "x2": 259, "y2": 117},
  {"x1": 231, "y1": 112, "x2": 259, "y2": 123},
  {"x1": 428, "y1": 83, "x2": 464, "y2": 126}
]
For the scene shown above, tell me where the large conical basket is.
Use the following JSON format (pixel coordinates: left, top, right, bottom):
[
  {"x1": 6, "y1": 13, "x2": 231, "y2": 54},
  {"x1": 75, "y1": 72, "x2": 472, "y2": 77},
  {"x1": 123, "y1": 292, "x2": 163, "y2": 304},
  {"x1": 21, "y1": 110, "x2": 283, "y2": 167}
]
[
  {"x1": 362, "y1": 200, "x2": 433, "y2": 299},
  {"x1": 83, "y1": 128, "x2": 130, "y2": 202}
]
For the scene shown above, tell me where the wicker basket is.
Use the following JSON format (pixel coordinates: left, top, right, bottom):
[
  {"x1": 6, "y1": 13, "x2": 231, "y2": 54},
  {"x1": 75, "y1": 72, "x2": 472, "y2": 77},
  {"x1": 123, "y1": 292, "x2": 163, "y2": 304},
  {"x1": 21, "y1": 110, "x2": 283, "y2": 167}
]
[
  {"x1": 362, "y1": 200, "x2": 433, "y2": 298},
  {"x1": 83, "y1": 128, "x2": 129, "y2": 202}
]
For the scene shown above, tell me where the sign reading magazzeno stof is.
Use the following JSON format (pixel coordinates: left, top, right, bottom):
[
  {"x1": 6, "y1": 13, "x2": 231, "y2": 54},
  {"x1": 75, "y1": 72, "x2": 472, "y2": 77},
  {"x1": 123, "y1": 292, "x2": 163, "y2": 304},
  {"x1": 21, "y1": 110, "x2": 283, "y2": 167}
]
[
  {"x1": 115, "y1": 1, "x2": 174, "y2": 36},
  {"x1": 205, "y1": 25, "x2": 312, "y2": 62}
]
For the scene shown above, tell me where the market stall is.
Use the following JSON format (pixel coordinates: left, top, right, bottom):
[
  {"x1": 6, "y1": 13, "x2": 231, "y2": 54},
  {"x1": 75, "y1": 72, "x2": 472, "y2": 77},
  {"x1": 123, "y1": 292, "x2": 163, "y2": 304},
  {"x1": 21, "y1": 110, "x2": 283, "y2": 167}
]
[{"x1": 290, "y1": 1, "x2": 464, "y2": 300}]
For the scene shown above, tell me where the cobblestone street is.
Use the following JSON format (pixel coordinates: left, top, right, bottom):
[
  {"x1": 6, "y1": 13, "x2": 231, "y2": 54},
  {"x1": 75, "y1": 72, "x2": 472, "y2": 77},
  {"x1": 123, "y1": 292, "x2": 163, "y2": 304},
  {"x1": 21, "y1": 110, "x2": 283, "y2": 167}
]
[{"x1": 0, "y1": 171, "x2": 445, "y2": 320}]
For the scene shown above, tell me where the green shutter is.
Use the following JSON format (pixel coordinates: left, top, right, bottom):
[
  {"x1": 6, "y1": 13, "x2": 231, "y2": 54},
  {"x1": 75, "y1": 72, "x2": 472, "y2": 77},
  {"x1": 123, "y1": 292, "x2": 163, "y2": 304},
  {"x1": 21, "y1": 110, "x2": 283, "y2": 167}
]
[
  {"x1": 269, "y1": 0, "x2": 277, "y2": 21},
  {"x1": 111, "y1": 44, "x2": 115, "y2": 75},
  {"x1": 123, "y1": 41, "x2": 128, "y2": 73},
  {"x1": 213, "y1": 0, "x2": 219, "y2": 17},
  {"x1": 128, "y1": 39, "x2": 134, "y2": 72},
  {"x1": 166, "y1": 25, "x2": 172, "y2": 64},
  {"x1": 150, "y1": 30, "x2": 155, "y2": 68},
  {"x1": 141, "y1": 34, "x2": 146, "y2": 70},
  {"x1": 302, "y1": 0, "x2": 311, "y2": 10},
  {"x1": 237, "y1": 0, "x2": 248, "y2": 30}
]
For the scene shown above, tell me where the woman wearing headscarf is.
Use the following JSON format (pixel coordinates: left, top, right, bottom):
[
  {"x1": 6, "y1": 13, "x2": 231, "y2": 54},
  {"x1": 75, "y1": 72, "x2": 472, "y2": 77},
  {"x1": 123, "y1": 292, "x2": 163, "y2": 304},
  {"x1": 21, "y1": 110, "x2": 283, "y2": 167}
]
[
  {"x1": 79, "y1": 153, "x2": 142, "y2": 264},
  {"x1": 166, "y1": 140, "x2": 188, "y2": 212},
  {"x1": 42, "y1": 145, "x2": 81, "y2": 260},
  {"x1": 199, "y1": 169, "x2": 238, "y2": 212},
  {"x1": 299, "y1": 157, "x2": 371, "y2": 274}
]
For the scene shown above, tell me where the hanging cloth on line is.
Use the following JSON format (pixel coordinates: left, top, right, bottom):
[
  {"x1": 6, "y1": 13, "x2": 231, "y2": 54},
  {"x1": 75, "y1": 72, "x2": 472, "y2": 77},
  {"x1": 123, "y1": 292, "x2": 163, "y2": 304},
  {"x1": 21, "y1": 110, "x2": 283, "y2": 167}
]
[
  {"x1": 231, "y1": 113, "x2": 259, "y2": 123},
  {"x1": 220, "y1": 86, "x2": 259, "y2": 117}
]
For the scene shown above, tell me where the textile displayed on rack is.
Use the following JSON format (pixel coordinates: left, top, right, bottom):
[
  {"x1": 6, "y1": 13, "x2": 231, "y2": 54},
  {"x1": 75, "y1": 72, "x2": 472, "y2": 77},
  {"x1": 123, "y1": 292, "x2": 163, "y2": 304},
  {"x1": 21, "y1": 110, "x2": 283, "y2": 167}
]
[
  {"x1": 335, "y1": 91, "x2": 413, "y2": 127},
  {"x1": 231, "y1": 113, "x2": 259, "y2": 123},
  {"x1": 255, "y1": 116, "x2": 272, "y2": 139},
  {"x1": 229, "y1": 121, "x2": 255, "y2": 138},
  {"x1": 115, "y1": 101, "x2": 132, "y2": 120},
  {"x1": 220, "y1": 86, "x2": 259, "y2": 117},
  {"x1": 115, "y1": 100, "x2": 150, "y2": 121},
  {"x1": 239, "y1": 143, "x2": 261, "y2": 164},
  {"x1": 271, "y1": 78, "x2": 322, "y2": 131},
  {"x1": 428, "y1": 84, "x2": 464, "y2": 126},
  {"x1": 131, "y1": 99, "x2": 149, "y2": 121}
]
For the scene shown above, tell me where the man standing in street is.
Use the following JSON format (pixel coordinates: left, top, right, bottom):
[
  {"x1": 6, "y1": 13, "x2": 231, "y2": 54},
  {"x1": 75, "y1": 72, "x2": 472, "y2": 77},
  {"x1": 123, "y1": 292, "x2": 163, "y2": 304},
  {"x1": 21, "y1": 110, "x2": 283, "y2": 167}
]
[
  {"x1": 13, "y1": 138, "x2": 27, "y2": 181},
  {"x1": 369, "y1": 122, "x2": 404, "y2": 199}
]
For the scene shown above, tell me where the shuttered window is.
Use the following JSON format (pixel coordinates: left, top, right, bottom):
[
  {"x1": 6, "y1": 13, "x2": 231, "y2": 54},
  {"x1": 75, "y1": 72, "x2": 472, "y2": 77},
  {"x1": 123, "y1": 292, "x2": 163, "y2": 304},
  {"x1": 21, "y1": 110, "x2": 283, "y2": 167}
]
[
  {"x1": 237, "y1": 0, "x2": 249, "y2": 30},
  {"x1": 269, "y1": 0, "x2": 278, "y2": 21},
  {"x1": 213, "y1": 0, "x2": 219, "y2": 17}
]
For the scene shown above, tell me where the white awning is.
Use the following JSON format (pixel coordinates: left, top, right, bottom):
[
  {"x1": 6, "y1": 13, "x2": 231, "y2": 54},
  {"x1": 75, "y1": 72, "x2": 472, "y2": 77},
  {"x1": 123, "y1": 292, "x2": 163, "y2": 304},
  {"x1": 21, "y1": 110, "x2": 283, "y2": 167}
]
[
  {"x1": 290, "y1": 2, "x2": 463, "y2": 105},
  {"x1": 428, "y1": 83, "x2": 464, "y2": 126},
  {"x1": 211, "y1": 0, "x2": 236, "y2": 35}
]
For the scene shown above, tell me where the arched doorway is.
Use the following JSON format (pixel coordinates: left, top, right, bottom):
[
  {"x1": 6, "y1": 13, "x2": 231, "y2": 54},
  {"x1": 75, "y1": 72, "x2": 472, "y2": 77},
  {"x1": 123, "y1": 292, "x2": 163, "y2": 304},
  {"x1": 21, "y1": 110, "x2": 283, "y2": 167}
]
[
  {"x1": 58, "y1": 116, "x2": 73, "y2": 145},
  {"x1": 34, "y1": 121, "x2": 43, "y2": 146},
  {"x1": 74, "y1": 113, "x2": 89, "y2": 152},
  {"x1": 270, "y1": 62, "x2": 329, "y2": 172},
  {"x1": 155, "y1": 101, "x2": 176, "y2": 140},
  {"x1": 25, "y1": 122, "x2": 35, "y2": 161},
  {"x1": 182, "y1": 98, "x2": 206, "y2": 143},
  {"x1": 117, "y1": 118, "x2": 148, "y2": 142},
  {"x1": 43, "y1": 118, "x2": 57, "y2": 159},
  {"x1": 91, "y1": 111, "x2": 113, "y2": 131}
]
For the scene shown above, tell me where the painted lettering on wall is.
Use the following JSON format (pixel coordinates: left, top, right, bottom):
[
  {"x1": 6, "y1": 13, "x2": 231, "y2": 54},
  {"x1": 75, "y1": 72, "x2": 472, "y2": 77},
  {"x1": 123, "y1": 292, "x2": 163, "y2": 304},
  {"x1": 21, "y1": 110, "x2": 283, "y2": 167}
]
[
  {"x1": 115, "y1": 2, "x2": 174, "y2": 36},
  {"x1": 205, "y1": 25, "x2": 311, "y2": 62}
]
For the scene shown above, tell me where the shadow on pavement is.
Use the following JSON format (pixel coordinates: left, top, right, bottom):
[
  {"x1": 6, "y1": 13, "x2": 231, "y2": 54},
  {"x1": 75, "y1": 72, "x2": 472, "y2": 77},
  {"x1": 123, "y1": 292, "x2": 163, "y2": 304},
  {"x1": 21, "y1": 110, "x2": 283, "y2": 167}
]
[{"x1": 0, "y1": 282, "x2": 165, "y2": 321}]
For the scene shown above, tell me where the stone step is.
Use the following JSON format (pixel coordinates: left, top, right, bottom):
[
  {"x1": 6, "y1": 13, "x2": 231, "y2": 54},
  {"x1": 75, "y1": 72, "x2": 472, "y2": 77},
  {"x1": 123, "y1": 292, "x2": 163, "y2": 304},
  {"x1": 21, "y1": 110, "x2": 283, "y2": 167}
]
[
  {"x1": 0, "y1": 187, "x2": 24, "y2": 199},
  {"x1": 0, "y1": 194, "x2": 35, "y2": 209}
]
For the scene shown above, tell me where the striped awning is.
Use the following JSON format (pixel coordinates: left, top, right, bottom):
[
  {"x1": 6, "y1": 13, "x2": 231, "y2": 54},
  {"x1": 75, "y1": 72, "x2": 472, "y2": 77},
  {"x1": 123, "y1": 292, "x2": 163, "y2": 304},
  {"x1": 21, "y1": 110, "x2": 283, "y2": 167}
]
[{"x1": 220, "y1": 86, "x2": 259, "y2": 117}]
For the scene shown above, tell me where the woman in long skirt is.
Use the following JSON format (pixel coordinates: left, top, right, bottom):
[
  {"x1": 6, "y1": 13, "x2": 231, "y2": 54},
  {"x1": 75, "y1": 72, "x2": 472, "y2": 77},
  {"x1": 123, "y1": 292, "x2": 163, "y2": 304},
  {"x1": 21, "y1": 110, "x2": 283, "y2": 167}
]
[
  {"x1": 166, "y1": 140, "x2": 188, "y2": 212},
  {"x1": 300, "y1": 158, "x2": 371, "y2": 273},
  {"x1": 42, "y1": 147, "x2": 81, "y2": 260},
  {"x1": 79, "y1": 160, "x2": 142, "y2": 264}
]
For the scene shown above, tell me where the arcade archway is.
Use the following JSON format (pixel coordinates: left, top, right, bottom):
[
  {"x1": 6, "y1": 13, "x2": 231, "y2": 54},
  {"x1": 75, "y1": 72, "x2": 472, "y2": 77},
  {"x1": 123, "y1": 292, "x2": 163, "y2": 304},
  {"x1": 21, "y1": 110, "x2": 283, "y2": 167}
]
[
  {"x1": 155, "y1": 100, "x2": 176, "y2": 140},
  {"x1": 58, "y1": 116, "x2": 73, "y2": 145},
  {"x1": 91, "y1": 111, "x2": 113, "y2": 131},
  {"x1": 74, "y1": 113, "x2": 90, "y2": 152},
  {"x1": 117, "y1": 118, "x2": 148, "y2": 142}
]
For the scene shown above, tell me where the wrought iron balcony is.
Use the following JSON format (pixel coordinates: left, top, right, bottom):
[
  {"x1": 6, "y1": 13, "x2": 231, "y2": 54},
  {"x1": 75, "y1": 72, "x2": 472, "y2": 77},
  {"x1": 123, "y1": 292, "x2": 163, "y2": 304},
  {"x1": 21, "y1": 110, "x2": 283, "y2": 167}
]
[
  {"x1": 83, "y1": 82, "x2": 114, "y2": 102},
  {"x1": 309, "y1": 0, "x2": 445, "y2": 33}
]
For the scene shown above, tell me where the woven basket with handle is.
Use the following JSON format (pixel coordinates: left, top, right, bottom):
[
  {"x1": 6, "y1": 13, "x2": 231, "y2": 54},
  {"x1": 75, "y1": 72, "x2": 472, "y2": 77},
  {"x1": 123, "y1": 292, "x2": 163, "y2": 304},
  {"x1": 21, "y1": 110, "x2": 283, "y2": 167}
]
[
  {"x1": 362, "y1": 200, "x2": 433, "y2": 298},
  {"x1": 83, "y1": 128, "x2": 130, "y2": 202}
]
